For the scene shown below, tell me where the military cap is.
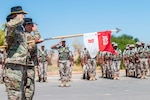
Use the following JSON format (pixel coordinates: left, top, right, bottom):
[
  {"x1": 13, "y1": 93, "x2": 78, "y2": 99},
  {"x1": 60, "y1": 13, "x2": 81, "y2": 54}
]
[
  {"x1": 61, "y1": 38, "x2": 66, "y2": 42},
  {"x1": 23, "y1": 18, "x2": 34, "y2": 25},
  {"x1": 114, "y1": 43, "x2": 118, "y2": 47},
  {"x1": 10, "y1": 6, "x2": 28, "y2": 15}
]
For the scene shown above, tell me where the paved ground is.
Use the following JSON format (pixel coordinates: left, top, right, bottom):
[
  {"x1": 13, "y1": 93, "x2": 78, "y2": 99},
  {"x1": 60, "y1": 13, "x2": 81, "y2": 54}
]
[{"x1": 1, "y1": 71, "x2": 150, "y2": 100}]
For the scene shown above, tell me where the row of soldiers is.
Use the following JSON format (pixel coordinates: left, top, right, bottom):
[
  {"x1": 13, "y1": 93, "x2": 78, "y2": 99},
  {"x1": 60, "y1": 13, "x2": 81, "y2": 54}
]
[
  {"x1": 80, "y1": 42, "x2": 122, "y2": 80},
  {"x1": 123, "y1": 42, "x2": 150, "y2": 79},
  {"x1": 80, "y1": 41, "x2": 150, "y2": 80}
]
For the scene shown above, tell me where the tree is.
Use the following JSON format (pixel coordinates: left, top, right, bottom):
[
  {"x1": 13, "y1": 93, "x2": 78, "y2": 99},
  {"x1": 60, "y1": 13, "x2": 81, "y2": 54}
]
[
  {"x1": 0, "y1": 28, "x2": 4, "y2": 46},
  {"x1": 111, "y1": 34, "x2": 139, "y2": 52},
  {"x1": 72, "y1": 38, "x2": 83, "y2": 65}
]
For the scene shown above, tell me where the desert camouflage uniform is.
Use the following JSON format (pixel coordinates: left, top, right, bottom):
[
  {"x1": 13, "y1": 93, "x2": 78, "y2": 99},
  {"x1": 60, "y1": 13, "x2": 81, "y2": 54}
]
[
  {"x1": 112, "y1": 47, "x2": 122, "y2": 79},
  {"x1": 146, "y1": 44, "x2": 150, "y2": 75},
  {"x1": 99, "y1": 52, "x2": 106, "y2": 78},
  {"x1": 24, "y1": 31, "x2": 41, "y2": 100},
  {"x1": 103, "y1": 52, "x2": 113, "y2": 79},
  {"x1": 138, "y1": 46, "x2": 148, "y2": 78},
  {"x1": 53, "y1": 46, "x2": 72, "y2": 86},
  {"x1": 38, "y1": 48, "x2": 48, "y2": 82},
  {"x1": 4, "y1": 17, "x2": 28, "y2": 100},
  {"x1": 81, "y1": 48, "x2": 89, "y2": 80},
  {"x1": 0, "y1": 49, "x2": 4, "y2": 84}
]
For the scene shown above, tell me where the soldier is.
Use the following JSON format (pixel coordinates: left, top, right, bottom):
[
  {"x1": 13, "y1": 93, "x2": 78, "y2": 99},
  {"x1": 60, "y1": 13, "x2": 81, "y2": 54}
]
[
  {"x1": 81, "y1": 48, "x2": 97, "y2": 80},
  {"x1": 51, "y1": 39, "x2": 73, "y2": 87},
  {"x1": 0, "y1": 49, "x2": 4, "y2": 84},
  {"x1": 103, "y1": 51, "x2": 113, "y2": 79},
  {"x1": 146, "y1": 43, "x2": 150, "y2": 75},
  {"x1": 4, "y1": 6, "x2": 28, "y2": 100},
  {"x1": 23, "y1": 18, "x2": 43, "y2": 100},
  {"x1": 81, "y1": 48, "x2": 90, "y2": 80},
  {"x1": 38, "y1": 45, "x2": 49, "y2": 82},
  {"x1": 138, "y1": 42, "x2": 148, "y2": 79},
  {"x1": 111, "y1": 43, "x2": 122, "y2": 80}
]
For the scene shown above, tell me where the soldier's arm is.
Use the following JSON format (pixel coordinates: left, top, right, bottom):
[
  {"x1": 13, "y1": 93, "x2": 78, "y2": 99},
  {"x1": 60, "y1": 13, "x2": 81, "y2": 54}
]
[
  {"x1": 50, "y1": 42, "x2": 61, "y2": 49},
  {"x1": 6, "y1": 17, "x2": 24, "y2": 29}
]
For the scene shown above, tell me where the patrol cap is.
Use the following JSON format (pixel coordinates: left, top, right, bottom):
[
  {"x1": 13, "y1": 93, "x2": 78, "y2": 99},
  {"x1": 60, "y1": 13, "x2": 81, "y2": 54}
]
[
  {"x1": 61, "y1": 38, "x2": 66, "y2": 42},
  {"x1": 114, "y1": 43, "x2": 118, "y2": 47},
  {"x1": 23, "y1": 18, "x2": 34, "y2": 25},
  {"x1": 126, "y1": 46, "x2": 129, "y2": 49}
]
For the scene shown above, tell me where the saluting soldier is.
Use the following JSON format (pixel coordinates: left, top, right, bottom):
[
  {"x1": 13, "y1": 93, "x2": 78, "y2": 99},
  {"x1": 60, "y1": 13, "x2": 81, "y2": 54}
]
[
  {"x1": 51, "y1": 39, "x2": 73, "y2": 87},
  {"x1": 4, "y1": 6, "x2": 28, "y2": 100},
  {"x1": 23, "y1": 18, "x2": 43, "y2": 100}
]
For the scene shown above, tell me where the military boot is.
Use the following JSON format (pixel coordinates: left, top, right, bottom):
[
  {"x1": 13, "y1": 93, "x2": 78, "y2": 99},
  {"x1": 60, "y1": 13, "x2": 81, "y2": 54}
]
[
  {"x1": 43, "y1": 77, "x2": 48, "y2": 82},
  {"x1": 61, "y1": 81, "x2": 65, "y2": 87}
]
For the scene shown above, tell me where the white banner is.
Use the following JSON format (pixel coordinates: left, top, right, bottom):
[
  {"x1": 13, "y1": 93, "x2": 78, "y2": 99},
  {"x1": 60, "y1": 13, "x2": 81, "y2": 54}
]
[{"x1": 83, "y1": 32, "x2": 99, "y2": 58}]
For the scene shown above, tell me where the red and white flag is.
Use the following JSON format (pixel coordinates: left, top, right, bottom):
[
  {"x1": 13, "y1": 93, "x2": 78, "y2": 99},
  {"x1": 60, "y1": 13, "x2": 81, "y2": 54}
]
[{"x1": 83, "y1": 30, "x2": 116, "y2": 58}]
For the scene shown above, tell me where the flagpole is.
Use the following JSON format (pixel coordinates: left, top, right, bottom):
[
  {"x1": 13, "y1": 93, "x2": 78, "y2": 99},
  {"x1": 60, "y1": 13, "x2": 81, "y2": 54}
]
[{"x1": 0, "y1": 28, "x2": 121, "y2": 47}]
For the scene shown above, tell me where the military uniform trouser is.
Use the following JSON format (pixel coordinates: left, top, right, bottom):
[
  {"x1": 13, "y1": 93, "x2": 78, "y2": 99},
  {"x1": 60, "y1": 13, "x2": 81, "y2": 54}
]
[
  {"x1": 82, "y1": 64, "x2": 89, "y2": 78},
  {"x1": 139, "y1": 58, "x2": 148, "y2": 74},
  {"x1": 5, "y1": 63, "x2": 26, "y2": 100},
  {"x1": 69, "y1": 66, "x2": 72, "y2": 78},
  {"x1": 87, "y1": 59, "x2": 96, "y2": 76},
  {"x1": 112, "y1": 60, "x2": 121, "y2": 76},
  {"x1": 24, "y1": 66, "x2": 35, "y2": 100},
  {"x1": 39, "y1": 61, "x2": 48, "y2": 79},
  {"x1": 0, "y1": 64, "x2": 4, "y2": 82},
  {"x1": 59, "y1": 60, "x2": 70, "y2": 81}
]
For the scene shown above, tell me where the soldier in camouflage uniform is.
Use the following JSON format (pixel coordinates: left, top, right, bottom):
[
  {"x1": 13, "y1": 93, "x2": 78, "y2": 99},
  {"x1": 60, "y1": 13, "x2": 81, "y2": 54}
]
[
  {"x1": 146, "y1": 43, "x2": 150, "y2": 75},
  {"x1": 81, "y1": 48, "x2": 90, "y2": 80},
  {"x1": 38, "y1": 45, "x2": 49, "y2": 82},
  {"x1": 0, "y1": 49, "x2": 4, "y2": 84},
  {"x1": 138, "y1": 42, "x2": 148, "y2": 79},
  {"x1": 51, "y1": 39, "x2": 73, "y2": 87},
  {"x1": 4, "y1": 6, "x2": 28, "y2": 100},
  {"x1": 111, "y1": 43, "x2": 122, "y2": 80},
  {"x1": 23, "y1": 18, "x2": 43, "y2": 100},
  {"x1": 81, "y1": 48, "x2": 97, "y2": 80},
  {"x1": 103, "y1": 52, "x2": 113, "y2": 79}
]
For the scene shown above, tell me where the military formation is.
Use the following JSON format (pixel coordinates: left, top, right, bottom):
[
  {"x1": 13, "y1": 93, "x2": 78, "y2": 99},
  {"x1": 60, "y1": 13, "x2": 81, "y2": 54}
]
[{"x1": 1, "y1": 5, "x2": 150, "y2": 100}]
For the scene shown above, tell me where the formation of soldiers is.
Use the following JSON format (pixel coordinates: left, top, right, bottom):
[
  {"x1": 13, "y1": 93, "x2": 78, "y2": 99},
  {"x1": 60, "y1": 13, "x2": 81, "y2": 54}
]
[
  {"x1": 1, "y1": 5, "x2": 150, "y2": 100},
  {"x1": 123, "y1": 42, "x2": 150, "y2": 79}
]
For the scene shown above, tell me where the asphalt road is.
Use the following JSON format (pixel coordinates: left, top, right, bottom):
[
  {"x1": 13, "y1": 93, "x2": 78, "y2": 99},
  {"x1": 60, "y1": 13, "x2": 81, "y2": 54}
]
[{"x1": 1, "y1": 71, "x2": 150, "y2": 100}]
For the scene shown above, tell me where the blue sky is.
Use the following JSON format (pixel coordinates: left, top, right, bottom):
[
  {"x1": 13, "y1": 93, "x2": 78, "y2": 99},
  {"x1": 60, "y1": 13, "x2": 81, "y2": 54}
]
[{"x1": 0, "y1": 0, "x2": 150, "y2": 50}]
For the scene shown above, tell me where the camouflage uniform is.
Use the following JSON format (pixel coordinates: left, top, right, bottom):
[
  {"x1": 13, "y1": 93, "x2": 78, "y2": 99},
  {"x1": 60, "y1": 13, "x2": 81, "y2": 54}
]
[
  {"x1": 103, "y1": 52, "x2": 113, "y2": 79},
  {"x1": 146, "y1": 44, "x2": 150, "y2": 75},
  {"x1": 52, "y1": 44, "x2": 72, "y2": 86},
  {"x1": 0, "y1": 49, "x2": 4, "y2": 83},
  {"x1": 81, "y1": 48, "x2": 89, "y2": 80},
  {"x1": 24, "y1": 30, "x2": 41, "y2": 100},
  {"x1": 4, "y1": 16, "x2": 28, "y2": 100},
  {"x1": 38, "y1": 48, "x2": 48, "y2": 82},
  {"x1": 99, "y1": 52, "x2": 107, "y2": 78},
  {"x1": 112, "y1": 44, "x2": 122, "y2": 80},
  {"x1": 138, "y1": 46, "x2": 148, "y2": 79}
]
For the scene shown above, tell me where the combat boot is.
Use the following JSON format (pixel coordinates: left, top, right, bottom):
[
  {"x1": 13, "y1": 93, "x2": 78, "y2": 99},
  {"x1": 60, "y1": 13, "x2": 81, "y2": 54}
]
[
  {"x1": 65, "y1": 81, "x2": 69, "y2": 87},
  {"x1": 61, "y1": 81, "x2": 65, "y2": 87},
  {"x1": 43, "y1": 77, "x2": 48, "y2": 82},
  {"x1": 113, "y1": 74, "x2": 117, "y2": 80}
]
